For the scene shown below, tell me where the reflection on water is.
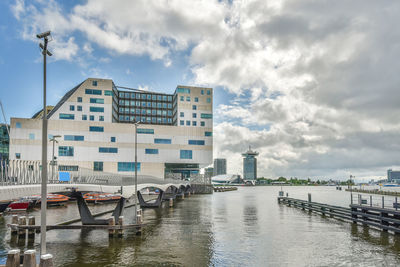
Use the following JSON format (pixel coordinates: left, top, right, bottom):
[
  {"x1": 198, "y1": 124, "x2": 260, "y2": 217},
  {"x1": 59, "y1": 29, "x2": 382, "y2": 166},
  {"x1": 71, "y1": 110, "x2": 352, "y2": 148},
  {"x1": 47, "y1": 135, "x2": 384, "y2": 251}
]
[{"x1": 1, "y1": 186, "x2": 400, "y2": 266}]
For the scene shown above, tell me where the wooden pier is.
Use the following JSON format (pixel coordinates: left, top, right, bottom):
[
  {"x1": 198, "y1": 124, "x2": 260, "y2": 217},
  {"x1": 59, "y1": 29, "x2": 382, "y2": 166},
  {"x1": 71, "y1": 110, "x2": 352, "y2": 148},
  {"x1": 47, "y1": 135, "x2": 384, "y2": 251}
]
[
  {"x1": 278, "y1": 196, "x2": 400, "y2": 234},
  {"x1": 346, "y1": 188, "x2": 400, "y2": 197}
]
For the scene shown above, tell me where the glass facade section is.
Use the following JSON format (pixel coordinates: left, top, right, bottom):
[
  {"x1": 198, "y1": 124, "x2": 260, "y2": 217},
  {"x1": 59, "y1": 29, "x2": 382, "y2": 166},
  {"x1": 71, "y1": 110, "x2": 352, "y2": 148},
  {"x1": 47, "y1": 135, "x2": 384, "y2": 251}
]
[
  {"x1": 89, "y1": 126, "x2": 104, "y2": 132},
  {"x1": 85, "y1": 89, "x2": 102, "y2": 95},
  {"x1": 99, "y1": 147, "x2": 118, "y2": 153},
  {"x1": 64, "y1": 135, "x2": 84, "y2": 141},
  {"x1": 201, "y1": 113, "x2": 212, "y2": 119},
  {"x1": 90, "y1": 98, "x2": 104, "y2": 104},
  {"x1": 59, "y1": 114, "x2": 74, "y2": 120},
  {"x1": 145, "y1": 148, "x2": 159, "y2": 154},
  {"x1": 137, "y1": 128, "x2": 154, "y2": 134},
  {"x1": 90, "y1": 107, "x2": 104, "y2": 112},
  {"x1": 104, "y1": 90, "x2": 113, "y2": 96},
  {"x1": 180, "y1": 150, "x2": 192, "y2": 159},
  {"x1": 205, "y1": 131, "x2": 212, "y2": 136},
  {"x1": 154, "y1": 138, "x2": 171, "y2": 144},
  {"x1": 118, "y1": 162, "x2": 141, "y2": 172},
  {"x1": 59, "y1": 146, "x2": 74, "y2": 156},
  {"x1": 176, "y1": 88, "x2": 190, "y2": 94},
  {"x1": 188, "y1": 140, "x2": 205, "y2": 145}
]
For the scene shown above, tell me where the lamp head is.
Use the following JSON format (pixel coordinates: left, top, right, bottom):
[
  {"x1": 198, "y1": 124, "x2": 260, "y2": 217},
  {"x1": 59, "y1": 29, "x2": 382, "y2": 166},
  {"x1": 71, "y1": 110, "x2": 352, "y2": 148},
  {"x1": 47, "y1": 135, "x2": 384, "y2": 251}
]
[{"x1": 36, "y1": 31, "x2": 51, "y2": 39}]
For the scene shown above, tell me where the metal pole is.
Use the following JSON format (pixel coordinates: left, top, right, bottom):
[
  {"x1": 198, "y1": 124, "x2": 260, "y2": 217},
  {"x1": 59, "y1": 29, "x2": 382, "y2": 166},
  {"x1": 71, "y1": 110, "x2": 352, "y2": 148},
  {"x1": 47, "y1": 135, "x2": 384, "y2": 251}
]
[
  {"x1": 134, "y1": 123, "x2": 138, "y2": 224},
  {"x1": 40, "y1": 37, "x2": 48, "y2": 255},
  {"x1": 51, "y1": 140, "x2": 55, "y2": 183}
]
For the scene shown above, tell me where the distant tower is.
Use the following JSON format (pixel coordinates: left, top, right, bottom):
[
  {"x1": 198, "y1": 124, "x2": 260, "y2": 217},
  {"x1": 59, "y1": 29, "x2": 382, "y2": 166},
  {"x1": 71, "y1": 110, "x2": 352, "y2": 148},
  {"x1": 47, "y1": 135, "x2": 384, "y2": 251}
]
[
  {"x1": 213, "y1": 158, "x2": 227, "y2": 176},
  {"x1": 242, "y1": 146, "x2": 259, "y2": 180}
]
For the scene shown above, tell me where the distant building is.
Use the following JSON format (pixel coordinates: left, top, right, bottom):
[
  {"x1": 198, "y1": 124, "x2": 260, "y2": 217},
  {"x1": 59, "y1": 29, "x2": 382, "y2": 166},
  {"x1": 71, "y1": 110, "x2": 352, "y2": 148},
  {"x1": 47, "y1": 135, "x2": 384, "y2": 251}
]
[
  {"x1": 31, "y1": 106, "x2": 54, "y2": 119},
  {"x1": 242, "y1": 146, "x2": 258, "y2": 180},
  {"x1": 213, "y1": 158, "x2": 226, "y2": 176},
  {"x1": 205, "y1": 167, "x2": 214, "y2": 178},
  {"x1": 388, "y1": 169, "x2": 400, "y2": 183},
  {"x1": 212, "y1": 174, "x2": 242, "y2": 184},
  {"x1": 0, "y1": 124, "x2": 9, "y2": 160}
]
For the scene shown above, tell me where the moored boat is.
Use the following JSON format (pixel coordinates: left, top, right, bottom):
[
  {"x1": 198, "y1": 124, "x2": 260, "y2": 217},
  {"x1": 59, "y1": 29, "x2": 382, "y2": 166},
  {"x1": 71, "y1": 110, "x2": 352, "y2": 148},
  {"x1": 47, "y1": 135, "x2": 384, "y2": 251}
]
[
  {"x1": 7, "y1": 200, "x2": 31, "y2": 211},
  {"x1": 0, "y1": 201, "x2": 11, "y2": 213},
  {"x1": 35, "y1": 194, "x2": 69, "y2": 206},
  {"x1": 83, "y1": 192, "x2": 121, "y2": 204}
]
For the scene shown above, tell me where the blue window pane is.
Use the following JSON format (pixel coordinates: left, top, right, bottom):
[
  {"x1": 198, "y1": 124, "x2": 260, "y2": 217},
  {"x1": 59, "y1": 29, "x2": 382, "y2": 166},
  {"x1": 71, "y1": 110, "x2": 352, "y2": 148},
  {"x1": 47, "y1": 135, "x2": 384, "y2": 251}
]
[
  {"x1": 137, "y1": 128, "x2": 154, "y2": 134},
  {"x1": 90, "y1": 98, "x2": 105, "y2": 104},
  {"x1": 180, "y1": 112, "x2": 184, "y2": 117},
  {"x1": 99, "y1": 147, "x2": 118, "y2": 153},
  {"x1": 195, "y1": 97, "x2": 198, "y2": 102},
  {"x1": 92, "y1": 80, "x2": 98, "y2": 86},
  {"x1": 154, "y1": 138, "x2": 171, "y2": 144},
  {"x1": 99, "y1": 116, "x2": 104, "y2": 121},
  {"x1": 59, "y1": 114, "x2": 75, "y2": 120},
  {"x1": 82, "y1": 115, "x2": 87, "y2": 120},
  {"x1": 188, "y1": 140, "x2": 205, "y2": 145},
  {"x1": 192, "y1": 113, "x2": 197, "y2": 118},
  {"x1": 90, "y1": 107, "x2": 104, "y2": 112},
  {"x1": 180, "y1": 150, "x2": 192, "y2": 159},
  {"x1": 193, "y1": 105, "x2": 197, "y2": 110},
  {"x1": 201, "y1": 90, "x2": 204, "y2": 95},
  {"x1": 180, "y1": 96, "x2": 184, "y2": 101},
  {"x1": 180, "y1": 120, "x2": 184, "y2": 126},
  {"x1": 15, "y1": 153, "x2": 21, "y2": 159},
  {"x1": 85, "y1": 89, "x2": 102, "y2": 95},
  {"x1": 77, "y1": 97, "x2": 82, "y2": 102},
  {"x1": 29, "y1": 133, "x2": 35, "y2": 140},
  {"x1": 64, "y1": 135, "x2": 84, "y2": 141},
  {"x1": 186, "y1": 96, "x2": 190, "y2": 101},
  {"x1": 89, "y1": 126, "x2": 104, "y2": 132},
  {"x1": 16, "y1": 122, "x2": 21, "y2": 128},
  {"x1": 70, "y1": 105, "x2": 75, "y2": 111},
  {"x1": 201, "y1": 113, "x2": 212, "y2": 119},
  {"x1": 186, "y1": 121, "x2": 190, "y2": 126},
  {"x1": 77, "y1": 106, "x2": 82, "y2": 111},
  {"x1": 111, "y1": 137, "x2": 116, "y2": 142},
  {"x1": 145, "y1": 148, "x2": 159, "y2": 154},
  {"x1": 94, "y1": 161, "x2": 103, "y2": 171},
  {"x1": 104, "y1": 90, "x2": 113, "y2": 96},
  {"x1": 207, "y1": 98, "x2": 211, "y2": 103},
  {"x1": 118, "y1": 162, "x2": 140, "y2": 172},
  {"x1": 205, "y1": 131, "x2": 212, "y2": 136},
  {"x1": 201, "y1": 121, "x2": 205, "y2": 126},
  {"x1": 59, "y1": 146, "x2": 74, "y2": 156},
  {"x1": 90, "y1": 115, "x2": 94, "y2": 121},
  {"x1": 176, "y1": 88, "x2": 191, "y2": 94},
  {"x1": 207, "y1": 90, "x2": 211, "y2": 95},
  {"x1": 193, "y1": 121, "x2": 197, "y2": 126}
]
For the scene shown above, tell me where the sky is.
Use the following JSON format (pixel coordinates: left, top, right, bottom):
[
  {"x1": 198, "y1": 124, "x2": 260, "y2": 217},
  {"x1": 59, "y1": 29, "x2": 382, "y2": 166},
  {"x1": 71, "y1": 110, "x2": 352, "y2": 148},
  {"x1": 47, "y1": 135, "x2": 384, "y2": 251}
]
[{"x1": 1, "y1": 0, "x2": 400, "y2": 182}]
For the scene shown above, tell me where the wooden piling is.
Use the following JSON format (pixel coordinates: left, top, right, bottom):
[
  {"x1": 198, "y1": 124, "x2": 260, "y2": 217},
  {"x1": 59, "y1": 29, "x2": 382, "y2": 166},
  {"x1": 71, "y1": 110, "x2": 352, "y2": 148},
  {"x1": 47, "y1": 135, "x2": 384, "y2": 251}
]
[
  {"x1": 181, "y1": 194, "x2": 185, "y2": 200},
  {"x1": 27, "y1": 216, "x2": 35, "y2": 239},
  {"x1": 18, "y1": 216, "x2": 27, "y2": 239},
  {"x1": 118, "y1": 216, "x2": 124, "y2": 237},
  {"x1": 6, "y1": 249, "x2": 20, "y2": 267},
  {"x1": 169, "y1": 198, "x2": 173, "y2": 207},
  {"x1": 108, "y1": 217, "x2": 115, "y2": 237},
  {"x1": 10, "y1": 215, "x2": 18, "y2": 236},
  {"x1": 39, "y1": 254, "x2": 54, "y2": 267},
  {"x1": 23, "y1": 250, "x2": 36, "y2": 267}
]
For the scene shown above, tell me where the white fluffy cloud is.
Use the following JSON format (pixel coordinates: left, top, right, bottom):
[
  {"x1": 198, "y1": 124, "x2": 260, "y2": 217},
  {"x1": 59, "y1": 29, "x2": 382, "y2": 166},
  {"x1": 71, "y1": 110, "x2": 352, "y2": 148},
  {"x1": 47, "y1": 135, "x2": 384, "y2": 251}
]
[{"x1": 11, "y1": 0, "x2": 400, "y2": 180}]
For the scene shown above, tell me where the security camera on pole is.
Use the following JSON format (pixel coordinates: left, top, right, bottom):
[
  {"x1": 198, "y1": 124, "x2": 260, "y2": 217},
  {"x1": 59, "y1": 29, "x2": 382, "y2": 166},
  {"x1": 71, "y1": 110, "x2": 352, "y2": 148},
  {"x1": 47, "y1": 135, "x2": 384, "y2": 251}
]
[{"x1": 37, "y1": 30, "x2": 52, "y2": 256}]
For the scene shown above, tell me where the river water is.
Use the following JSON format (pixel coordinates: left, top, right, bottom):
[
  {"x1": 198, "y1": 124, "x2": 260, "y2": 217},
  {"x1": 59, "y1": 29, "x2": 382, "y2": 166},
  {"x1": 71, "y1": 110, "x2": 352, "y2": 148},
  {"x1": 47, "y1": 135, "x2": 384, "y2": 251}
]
[{"x1": 1, "y1": 186, "x2": 400, "y2": 266}]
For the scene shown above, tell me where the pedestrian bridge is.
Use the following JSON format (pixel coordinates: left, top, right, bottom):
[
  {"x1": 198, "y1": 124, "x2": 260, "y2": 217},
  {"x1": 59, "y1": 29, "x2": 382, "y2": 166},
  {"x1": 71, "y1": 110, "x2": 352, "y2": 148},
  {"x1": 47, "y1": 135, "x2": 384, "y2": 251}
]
[{"x1": 0, "y1": 181, "x2": 192, "y2": 201}]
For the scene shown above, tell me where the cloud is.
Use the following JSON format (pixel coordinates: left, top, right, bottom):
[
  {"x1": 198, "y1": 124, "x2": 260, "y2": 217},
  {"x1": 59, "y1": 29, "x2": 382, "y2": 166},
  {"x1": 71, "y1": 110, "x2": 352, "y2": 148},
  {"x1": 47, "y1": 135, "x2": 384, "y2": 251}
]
[{"x1": 10, "y1": 0, "x2": 400, "y2": 180}]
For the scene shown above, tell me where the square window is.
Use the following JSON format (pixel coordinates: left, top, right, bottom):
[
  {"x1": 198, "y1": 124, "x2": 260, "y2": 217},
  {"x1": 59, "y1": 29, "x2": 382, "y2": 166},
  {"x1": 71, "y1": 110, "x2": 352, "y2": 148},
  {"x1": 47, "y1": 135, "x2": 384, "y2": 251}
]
[
  {"x1": 15, "y1": 153, "x2": 21, "y2": 159},
  {"x1": 70, "y1": 105, "x2": 75, "y2": 111},
  {"x1": 93, "y1": 161, "x2": 103, "y2": 171},
  {"x1": 180, "y1": 120, "x2": 184, "y2": 126},
  {"x1": 193, "y1": 105, "x2": 197, "y2": 110},
  {"x1": 82, "y1": 115, "x2": 87, "y2": 120},
  {"x1": 201, "y1": 90, "x2": 204, "y2": 95},
  {"x1": 77, "y1": 97, "x2": 82, "y2": 102},
  {"x1": 90, "y1": 115, "x2": 94, "y2": 121},
  {"x1": 192, "y1": 113, "x2": 197, "y2": 118},
  {"x1": 99, "y1": 116, "x2": 104, "y2": 121},
  {"x1": 29, "y1": 133, "x2": 35, "y2": 140},
  {"x1": 195, "y1": 97, "x2": 199, "y2": 102},
  {"x1": 77, "y1": 105, "x2": 82, "y2": 111},
  {"x1": 207, "y1": 98, "x2": 211, "y2": 103},
  {"x1": 201, "y1": 121, "x2": 205, "y2": 126},
  {"x1": 193, "y1": 121, "x2": 197, "y2": 126},
  {"x1": 186, "y1": 120, "x2": 190, "y2": 126},
  {"x1": 16, "y1": 122, "x2": 21, "y2": 128},
  {"x1": 180, "y1": 112, "x2": 184, "y2": 118},
  {"x1": 186, "y1": 96, "x2": 190, "y2": 101},
  {"x1": 207, "y1": 90, "x2": 211, "y2": 95},
  {"x1": 92, "y1": 80, "x2": 98, "y2": 86},
  {"x1": 111, "y1": 137, "x2": 116, "y2": 142},
  {"x1": 180, "y1": 150, "x2": 192, "y2": 159},
  {"x1": 180, "y1": 96, "x2": 184, "y2": 101}
]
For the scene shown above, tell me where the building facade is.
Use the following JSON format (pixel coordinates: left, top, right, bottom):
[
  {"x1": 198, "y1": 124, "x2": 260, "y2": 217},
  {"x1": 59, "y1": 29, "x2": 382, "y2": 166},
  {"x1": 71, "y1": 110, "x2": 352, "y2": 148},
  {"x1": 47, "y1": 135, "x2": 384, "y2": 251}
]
[
  {"x1": 213, "y1": 158, "x2": 227, "y2": 176},
  {"x1": 388, "y1": 169, "x2": 400, "y2": 183},
  {"x1": 9, "y1": 78, "x2": 213, "y2": 179},
  {"x1": 242, "y1": 147, "x2": 258, "y2": 180}
]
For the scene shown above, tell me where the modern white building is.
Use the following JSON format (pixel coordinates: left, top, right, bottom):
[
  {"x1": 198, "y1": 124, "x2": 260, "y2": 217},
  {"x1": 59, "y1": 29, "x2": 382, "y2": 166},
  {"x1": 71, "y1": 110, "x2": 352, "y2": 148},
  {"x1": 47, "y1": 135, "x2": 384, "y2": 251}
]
[{"x1": 9, "y1": 78, "x2": 213, "y2": 179}]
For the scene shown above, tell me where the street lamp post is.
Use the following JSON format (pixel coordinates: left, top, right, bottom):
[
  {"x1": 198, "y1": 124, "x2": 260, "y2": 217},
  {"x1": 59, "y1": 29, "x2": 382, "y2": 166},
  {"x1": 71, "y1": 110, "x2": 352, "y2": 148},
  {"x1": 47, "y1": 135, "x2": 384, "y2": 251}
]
[
  {"x1": 37, "y1": 30, "x2": 52, "y2": 256},
  {"x1": 134, "y1": 121, "x2": 140, "y2": 224},
  {"x1": 50, "y1": 135, "x2": 61, "y2": 182}
]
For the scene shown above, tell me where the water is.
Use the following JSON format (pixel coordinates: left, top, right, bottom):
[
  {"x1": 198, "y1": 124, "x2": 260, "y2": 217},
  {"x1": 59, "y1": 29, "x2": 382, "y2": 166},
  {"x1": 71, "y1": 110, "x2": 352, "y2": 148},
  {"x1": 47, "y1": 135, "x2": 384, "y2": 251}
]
[{"x1": 1, "y1": 186, "x2": 400, "y2": 266}]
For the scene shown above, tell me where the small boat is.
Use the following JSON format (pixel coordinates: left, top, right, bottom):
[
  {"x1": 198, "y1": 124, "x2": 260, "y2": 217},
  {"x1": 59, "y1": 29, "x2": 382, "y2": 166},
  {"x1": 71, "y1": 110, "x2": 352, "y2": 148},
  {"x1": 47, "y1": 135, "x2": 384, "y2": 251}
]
[
  {"x1": 383, "y1": 183, "x2": 400, "y2": 187},
  {"x1": 7, "y1": 200, "x2": 32, "y2": 211},
  {"x1": 83, "y1": 192, "x2": 121, "y2": 204},
  {"x1": 0, "y1": 201, "x2": 11, "y2": 213},
  {"x1": 35, "y1": 194, "x2": 69, "y2": 207}
]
